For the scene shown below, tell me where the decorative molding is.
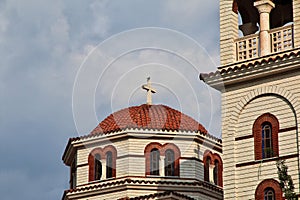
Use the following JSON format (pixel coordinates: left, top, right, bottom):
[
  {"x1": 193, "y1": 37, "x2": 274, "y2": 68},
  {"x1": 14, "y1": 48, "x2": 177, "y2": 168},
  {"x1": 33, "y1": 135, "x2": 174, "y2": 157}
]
[
  {"x1": 236, "y1": 153, "x2": 298, "y2": 168},
  {"x1": 235, "y1": 126, "x2": 297, "y2": 141}
]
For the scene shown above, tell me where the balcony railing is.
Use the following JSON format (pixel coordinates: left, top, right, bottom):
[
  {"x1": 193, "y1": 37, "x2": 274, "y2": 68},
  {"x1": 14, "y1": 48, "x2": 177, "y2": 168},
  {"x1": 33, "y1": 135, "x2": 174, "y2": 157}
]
[
  {"x1": 270, "y1": 24, "x2": 293, "y2": 53},
  {"x1": 236, "y1": 33, "x2": 259, "y2": 61},
  {"x1": 235, "y1": 24, "x2": 294, "y2": 62}
]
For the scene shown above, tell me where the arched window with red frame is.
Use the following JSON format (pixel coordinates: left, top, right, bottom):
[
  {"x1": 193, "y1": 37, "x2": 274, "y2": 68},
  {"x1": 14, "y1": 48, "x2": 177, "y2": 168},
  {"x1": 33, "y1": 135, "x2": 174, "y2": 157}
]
[
  {"x1": 253, "y1": 113, "x2": 279, "y2": 160},
  {"x1": 255, "y1": 179, "x2": 282, "y2": 200},
  {"x1": 88, "y1": 145, "x2": 117, "y2": 182},
  {"x1": 203, "y1": 150, "x2": 223, "y2": 187},
  {"x1": 144, "y1": 142, "x2": 180, "y2": 177}
]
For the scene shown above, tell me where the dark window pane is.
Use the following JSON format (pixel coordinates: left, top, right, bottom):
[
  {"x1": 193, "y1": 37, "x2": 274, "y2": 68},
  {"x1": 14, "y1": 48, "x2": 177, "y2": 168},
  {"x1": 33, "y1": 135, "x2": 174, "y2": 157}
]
[
  {"x1": 262, "y1": 123, "x2": 273, "y2": 159},
  {"x1": 150, "y1": 149, "x2": 160, "y2": 175},
  {"x1": 164, "y1": 150, "x2": 175, "y2": 176},
  {"x1": 213, "y1": 160, "x2": 219, "y2": 185},
  {"x1": 94, "y1": 154, "x2": 102, "y2": 180},
  {"x1": 106, "y1": 151, "x2": 113, "y2": 178}
]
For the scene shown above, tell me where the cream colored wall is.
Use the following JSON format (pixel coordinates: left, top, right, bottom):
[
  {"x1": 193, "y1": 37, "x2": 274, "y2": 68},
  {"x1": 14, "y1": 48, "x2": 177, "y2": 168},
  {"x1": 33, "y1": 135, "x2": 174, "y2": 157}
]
[
  {"x1": 220, "y1": 0, "x2": 239, "y2": 66},
  {"x1": 293, "y1": 0, "x2": 300, "y2": 48},
  {"x1": 222, "y1": 72, "x2": 300, "y2": 200},
  {"x1": 74, "y1": 133, "x2": 222, "y2": 187}
]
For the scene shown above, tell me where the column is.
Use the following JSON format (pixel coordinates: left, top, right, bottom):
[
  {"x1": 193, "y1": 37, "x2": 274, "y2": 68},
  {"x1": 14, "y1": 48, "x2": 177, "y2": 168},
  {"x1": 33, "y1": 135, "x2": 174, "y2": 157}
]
[
  {"x1": 254, "y1": 0, "x2": 275, "y2": 56},
  {"x1": 160, "y1": 156, "x2": 165, "y2": 176},
  {"x1": 102, "y1": 159, "x2": 106, "y2": 180},
  {"x1": 209, "y1": 163, "x2": 215, "y2": 183}
]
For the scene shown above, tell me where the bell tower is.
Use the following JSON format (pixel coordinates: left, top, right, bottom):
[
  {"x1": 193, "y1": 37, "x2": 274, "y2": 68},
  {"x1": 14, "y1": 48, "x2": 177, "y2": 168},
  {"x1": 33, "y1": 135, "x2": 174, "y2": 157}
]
[
  {"x1": 220, "y1": 0, "x2": 300, "y2": 65},
  {"x1": 201, "y1": 0, "x2": 300, "y2": 199}
]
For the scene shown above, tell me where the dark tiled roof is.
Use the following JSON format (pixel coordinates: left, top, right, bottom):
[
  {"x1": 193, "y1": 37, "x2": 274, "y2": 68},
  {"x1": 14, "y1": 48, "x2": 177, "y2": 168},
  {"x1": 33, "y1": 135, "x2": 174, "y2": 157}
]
[
  {"x1": 118, "y1": 191, "x2": 196, "y2": 200},
  {"x1": 200, "y1": 49, "x2": 300, "y2": 80},
  {"x1": 91, "y1": 104, "x2": 208, "y2": 135},
  {"x1": 62, "y1": 178, "x2": 223, "y2": 199}
]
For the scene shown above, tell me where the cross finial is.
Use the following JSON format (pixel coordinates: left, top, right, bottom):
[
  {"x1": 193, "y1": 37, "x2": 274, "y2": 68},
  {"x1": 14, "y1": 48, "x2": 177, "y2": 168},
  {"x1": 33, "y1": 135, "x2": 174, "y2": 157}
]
[{"x1": 142, "y1": 77, "x2": 156, "y2": 105}]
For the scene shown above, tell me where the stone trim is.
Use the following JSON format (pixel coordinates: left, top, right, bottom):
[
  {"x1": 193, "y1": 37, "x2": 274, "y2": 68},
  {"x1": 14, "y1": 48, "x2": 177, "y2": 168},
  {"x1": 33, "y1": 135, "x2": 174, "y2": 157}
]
[
  {"x1": 235, "y1": 126, "x2": 297, "y2": 141},
  {"x1": 236, "y1": 153, "x2": 298, "y2": 168},
  {"x1": 236, "y1": 86, "x2": 299, "y2": 121}
]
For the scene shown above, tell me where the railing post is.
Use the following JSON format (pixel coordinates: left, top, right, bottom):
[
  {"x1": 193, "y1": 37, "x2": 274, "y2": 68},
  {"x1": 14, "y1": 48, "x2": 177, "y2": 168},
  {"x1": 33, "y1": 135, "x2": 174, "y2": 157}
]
[{"x1": 254, "y1": 0, "x2": 275, "y2": 56}]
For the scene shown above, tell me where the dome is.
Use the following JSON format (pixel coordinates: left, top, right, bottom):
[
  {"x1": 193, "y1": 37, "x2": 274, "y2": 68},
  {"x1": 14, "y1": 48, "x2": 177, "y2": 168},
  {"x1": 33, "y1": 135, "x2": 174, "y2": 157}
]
[{"x1": 90, "y1": 104, "x2": 208, "y2": 135}]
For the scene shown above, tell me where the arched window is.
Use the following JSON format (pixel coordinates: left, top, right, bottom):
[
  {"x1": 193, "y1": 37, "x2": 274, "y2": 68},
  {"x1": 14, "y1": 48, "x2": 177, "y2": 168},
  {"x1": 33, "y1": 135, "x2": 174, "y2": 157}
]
[
  {"x1": 94, "y1": 154, "x2": 102, "y2": 180},
  {"x1": 88, "y1": 146, "x2": 117, "y2": 182},
  {"x1": 106, "y1": 151, "x2": 113, "y2": 178},
  {"x1": 253, "y1": 113, "x2": 279, "y2": 160},
  {"x1": 204, "y1": 156, "x2": 211, "y2": 182},
  {"x1": 144, "y1": 142, "x2": 180, "y2": 176},
  {"x1": 213, "y1": 160, "x2": 219, "y2": 185},
  {"x1": 150, "y1": 148, "x2": 160, "y2": 175},
  {"x1": 164, "y1": 149, "x2": 175, "y2": 176},
  {"x1": 203, "y1": 150, "x2": 223, "y2": 187},
  {"x1": 264, "y1": 188, "x2": 275, "y2": 200},
  {"x1": 262, "y1": 123, "x2": 273, "y2": 158},
  {"x1": 255, "y1": 179, "x2": 282, "y2": 199}
]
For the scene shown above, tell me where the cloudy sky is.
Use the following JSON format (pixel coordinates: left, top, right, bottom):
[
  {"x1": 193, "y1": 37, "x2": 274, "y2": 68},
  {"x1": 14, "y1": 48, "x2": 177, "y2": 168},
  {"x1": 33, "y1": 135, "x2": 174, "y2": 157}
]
[{"x1": 0, "y1": 0, "x2": 222, "y2": 199}]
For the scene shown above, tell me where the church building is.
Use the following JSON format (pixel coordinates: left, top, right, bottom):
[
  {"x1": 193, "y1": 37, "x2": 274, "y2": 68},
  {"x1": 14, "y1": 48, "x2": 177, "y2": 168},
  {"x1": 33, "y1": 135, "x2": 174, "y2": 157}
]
[
  {"x1": 62, "y1": 0, "x2": 300, "y2": 199},
  {"x1": 201, "y1": 0, "x2": 300, "y2": 199},
  {"x1": 62, "y1": 78, "x2": 223, "y2": 199}
]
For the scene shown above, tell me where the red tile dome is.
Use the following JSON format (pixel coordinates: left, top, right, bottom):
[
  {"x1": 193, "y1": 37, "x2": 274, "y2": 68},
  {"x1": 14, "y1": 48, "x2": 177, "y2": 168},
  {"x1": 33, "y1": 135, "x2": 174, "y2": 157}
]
[{"x1": 90, "y1": 104, "x2": 208, "y2": 135}]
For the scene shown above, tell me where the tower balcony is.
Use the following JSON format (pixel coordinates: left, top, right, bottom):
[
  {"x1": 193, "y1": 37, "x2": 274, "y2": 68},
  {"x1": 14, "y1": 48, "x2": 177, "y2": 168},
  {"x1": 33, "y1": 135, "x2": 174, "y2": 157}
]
[{"x1": 235, "y1": 24, "x2": 294, "y2": 62}]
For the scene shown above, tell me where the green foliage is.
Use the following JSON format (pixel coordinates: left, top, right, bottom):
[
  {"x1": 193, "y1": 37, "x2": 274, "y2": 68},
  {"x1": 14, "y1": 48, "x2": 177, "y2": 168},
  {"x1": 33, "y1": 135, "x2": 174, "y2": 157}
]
[{"x1": 276, "y1": 160, "x2": 297, "y2": 200}]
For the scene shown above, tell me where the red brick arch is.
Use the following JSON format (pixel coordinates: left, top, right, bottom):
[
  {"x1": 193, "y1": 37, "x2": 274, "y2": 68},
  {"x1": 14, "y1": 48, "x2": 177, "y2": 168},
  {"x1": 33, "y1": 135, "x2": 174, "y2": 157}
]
[
  {"x1": 253, "y1": 113, "x2": 279, "y2": 160},
  {"x1": 144, "y1": 142, "x2": 181, "y2": 176},
  {"x1": 88, "y1": 145, "x2": 117, "y2": 182},
  {"x1": 255, "y1": 179, "x2": 283, "y2": 200},
  {"x1": 203, "y1": 150, "x2": 223, "y2": 187}
]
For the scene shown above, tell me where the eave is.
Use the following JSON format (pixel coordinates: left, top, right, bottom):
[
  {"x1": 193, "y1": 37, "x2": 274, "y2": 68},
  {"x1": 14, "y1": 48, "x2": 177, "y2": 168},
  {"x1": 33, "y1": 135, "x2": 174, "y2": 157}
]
[
  {"x1": 200, "y1": 48, "x2": 300, "y2": 91},
  {"x1": 62, "y1": 128, "x2": 222, "y2": 156}
]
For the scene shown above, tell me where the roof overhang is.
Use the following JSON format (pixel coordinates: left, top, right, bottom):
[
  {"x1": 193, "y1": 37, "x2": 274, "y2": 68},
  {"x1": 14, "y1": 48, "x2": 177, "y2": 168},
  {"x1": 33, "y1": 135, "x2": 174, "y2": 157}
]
[{"x1": 200, "y1": 49, "x2": 300, "y2": 92}]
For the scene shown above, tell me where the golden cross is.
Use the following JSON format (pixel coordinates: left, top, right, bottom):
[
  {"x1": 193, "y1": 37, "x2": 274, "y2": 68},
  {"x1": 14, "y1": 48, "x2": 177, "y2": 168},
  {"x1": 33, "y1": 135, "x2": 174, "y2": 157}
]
[{"x1": 142, "y1": 77, "x2": 156, "y2": 105}]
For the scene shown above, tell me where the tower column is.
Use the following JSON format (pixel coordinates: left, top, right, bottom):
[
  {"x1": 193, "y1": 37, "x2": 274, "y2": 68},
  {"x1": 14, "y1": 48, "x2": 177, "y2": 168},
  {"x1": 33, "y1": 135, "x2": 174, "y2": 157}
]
[{"x1": 254, "y1": 0, "x2": 275, "y2": 56}]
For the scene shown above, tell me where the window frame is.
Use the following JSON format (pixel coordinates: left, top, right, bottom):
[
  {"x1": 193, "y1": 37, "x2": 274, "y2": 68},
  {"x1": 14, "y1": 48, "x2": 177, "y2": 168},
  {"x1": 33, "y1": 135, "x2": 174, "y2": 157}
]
[
  {"x1": 255, "y1": 179, "x2": 282, "y2": 200},
  {"x1": 203, "y1": 150, "x2": 223, "y2": 187},
  {"x1": 264, "y1": 187, "x2": 275, "y2": 200},
  {"x1": 253, "y1": 113, "x2": 279, "y2": 160},
  {"x1": 144, "y1": 142, "x2": 180, "y2": 177},
  {"x1": 164, "y1": 149, "x2": 175, "y2": 176},
  {"x1": 106, "y1": 151, "x2": 113, "y2": 179},
  {"x1": 94, "y1": 154, "x2": 102, "y2": 180},
  {"x1": 88, "y1": 145, "x2": 117, "y2": 182},
  {"x1": 150, "y1": 148, "x2": 160, "y2": 175}
]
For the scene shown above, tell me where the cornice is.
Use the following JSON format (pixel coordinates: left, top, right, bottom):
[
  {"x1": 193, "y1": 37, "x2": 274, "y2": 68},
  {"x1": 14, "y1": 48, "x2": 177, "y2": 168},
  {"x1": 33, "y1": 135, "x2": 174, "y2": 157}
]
[
  {"x1": 62, "y1": 129, "x2": 222, "y2": 165},
  {"x1": 62, "y1": 177, "x2": 223, "y2": 200},
  {"x1": 200, "y1": 48, "x2": 300, "y2": 91}
]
